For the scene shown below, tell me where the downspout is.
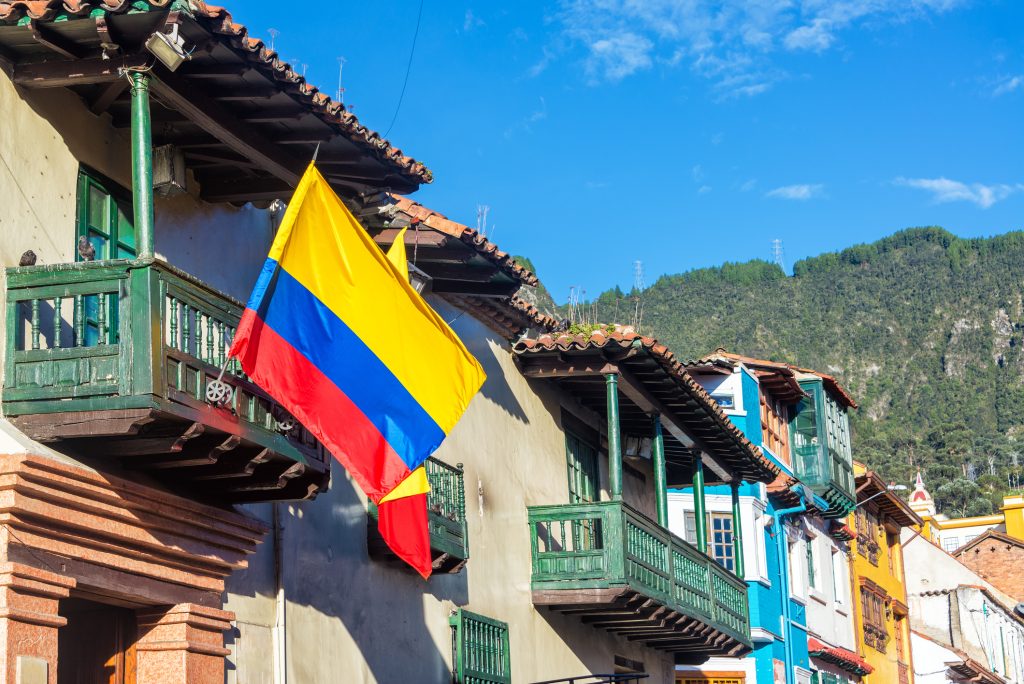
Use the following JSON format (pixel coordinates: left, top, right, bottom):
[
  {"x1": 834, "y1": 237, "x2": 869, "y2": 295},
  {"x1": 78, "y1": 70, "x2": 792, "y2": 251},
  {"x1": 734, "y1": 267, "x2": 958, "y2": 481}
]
[
  {"x1": 273, "y1": 503, "x2": 288, "y2": 684},
  {"x1": 773, "y1": 487, "x2": 808, "y2": 684}
]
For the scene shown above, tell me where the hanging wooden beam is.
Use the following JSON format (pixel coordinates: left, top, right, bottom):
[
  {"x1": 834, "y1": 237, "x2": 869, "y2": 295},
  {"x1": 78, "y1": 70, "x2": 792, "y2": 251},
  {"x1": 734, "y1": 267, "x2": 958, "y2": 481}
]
[
  {"x1": 89, "y1": 79, "x2": 128, "y2": 115},
  {"x1": 13, "y1": 54, "x2": 149, "y2": 88},
  {"x1": 29, "y1": 20, "x2": 88, "y2": 60}
]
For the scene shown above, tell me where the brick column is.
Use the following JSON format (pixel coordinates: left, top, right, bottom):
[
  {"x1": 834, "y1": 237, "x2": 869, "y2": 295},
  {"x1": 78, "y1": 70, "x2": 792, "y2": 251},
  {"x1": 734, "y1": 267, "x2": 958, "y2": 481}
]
[
  {"x1": 0, "y1": 563, "x2": 75, "y2": 684},
  {"x1": 135, "y1": 604, "x2": 234, "y2": 684}
]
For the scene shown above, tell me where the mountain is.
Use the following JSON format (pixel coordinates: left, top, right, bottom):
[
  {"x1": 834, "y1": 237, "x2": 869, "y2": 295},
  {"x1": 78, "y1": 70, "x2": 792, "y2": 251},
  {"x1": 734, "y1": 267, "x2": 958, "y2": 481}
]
[{"x1": 584, "y1": 228, "x2": 1024, "y2": 516}]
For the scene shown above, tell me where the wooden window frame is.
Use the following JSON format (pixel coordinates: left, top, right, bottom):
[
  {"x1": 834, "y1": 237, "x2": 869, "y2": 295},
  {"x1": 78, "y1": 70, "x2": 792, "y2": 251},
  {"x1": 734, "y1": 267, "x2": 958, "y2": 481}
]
[{"x1": 759, "y1": 392, "x2": 790, "y2": 463}]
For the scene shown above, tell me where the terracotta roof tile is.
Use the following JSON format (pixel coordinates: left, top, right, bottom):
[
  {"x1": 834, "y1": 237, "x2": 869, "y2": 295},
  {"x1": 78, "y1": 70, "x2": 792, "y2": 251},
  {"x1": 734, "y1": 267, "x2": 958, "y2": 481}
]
[
  {"x1": 808, "y1": 637, "x2": 874, "y2": 676},
  {"x1": 389, "y1": 196, "x2": 538, "y2": 286},
  {"x1": 513, "y1": 326, "x2": 781, "y2": 483},
  {"x1": 0, "y1": 0, "x2": 431, "y2": 185}
]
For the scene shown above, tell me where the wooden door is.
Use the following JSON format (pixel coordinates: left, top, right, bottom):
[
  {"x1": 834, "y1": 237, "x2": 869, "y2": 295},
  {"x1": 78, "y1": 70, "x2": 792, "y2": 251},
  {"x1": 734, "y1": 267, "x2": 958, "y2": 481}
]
[{"x1": 58, "y1": 600, "x2": 136, "y2": 684}]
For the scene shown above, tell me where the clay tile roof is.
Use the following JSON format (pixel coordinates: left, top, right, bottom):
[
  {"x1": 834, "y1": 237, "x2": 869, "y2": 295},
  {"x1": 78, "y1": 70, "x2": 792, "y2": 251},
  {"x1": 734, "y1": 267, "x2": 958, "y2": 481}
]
[
  {"x1": 443, "y1": 294, "x2": 557, "y2": 341},
  {"x1": 855, "y1": 469, "x2": 923, "y2": 528},
  {"x1": 0, "y1": 0, "x2": 431, "y2": 186},
  {"x1": 513, "y1": 327, "x2": 781, "y2": 484},
  {"x1": 807, "y1": 637, "x2": 874, "y2": 676},
  {"x1": 954, "y1": 529, "x2": 1024, "y2": 555},
  {"x1": 389, "y1": 196, "x2": 538, "y2": 286},
  {"x1": 791, "y1": 365, "x2": 859, "y2": 409},
  {"x1": 691, "y1": 348, "x2": 807, "y2": 403}
]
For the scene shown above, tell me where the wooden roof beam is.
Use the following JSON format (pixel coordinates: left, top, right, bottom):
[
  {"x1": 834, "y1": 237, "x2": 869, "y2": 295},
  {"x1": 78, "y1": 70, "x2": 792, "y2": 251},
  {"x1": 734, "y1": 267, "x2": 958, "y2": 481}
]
[
  {"x1": 614, "y1": 365, "x2": 736, "y2": 483},
  {"x1": 29, "y1": 20, "x2": 88, "y2": 60},
  {"x1": 150, "y1": 65, "x2": 304, "y2": 188}
]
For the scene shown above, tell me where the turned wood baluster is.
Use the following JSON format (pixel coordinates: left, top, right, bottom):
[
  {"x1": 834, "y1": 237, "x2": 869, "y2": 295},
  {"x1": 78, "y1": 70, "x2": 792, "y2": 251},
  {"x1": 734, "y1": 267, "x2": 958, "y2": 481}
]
[
  {"x1": 30, "y1": 299, "x2": 40, "y2": 350},
  {"x1": 52, "y1": 296, "x2": 62, "y2": 348},
  {"x1": 97, "y1": 294, "x2": 107, "y2": 346},
  {"x1": 74, "y1": 295, "x2": 84, "y2": 347}
]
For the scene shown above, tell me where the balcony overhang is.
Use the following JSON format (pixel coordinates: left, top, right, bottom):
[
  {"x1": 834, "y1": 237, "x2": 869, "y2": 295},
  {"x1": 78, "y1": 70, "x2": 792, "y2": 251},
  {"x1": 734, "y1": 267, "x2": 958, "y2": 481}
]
[
  {"x1": 0, "y1": 4, "x2": 430, "y2": 201},
  {"x1": 529, "y1": 501, "x2": 752, "y2": 665},
  {"x1": 514, "y1": 331, "x2": 780, "y2": 486}
]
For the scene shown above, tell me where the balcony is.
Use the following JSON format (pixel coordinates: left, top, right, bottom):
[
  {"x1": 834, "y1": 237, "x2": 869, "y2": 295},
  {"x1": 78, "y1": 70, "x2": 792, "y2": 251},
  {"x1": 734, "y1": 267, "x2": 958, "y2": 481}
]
[
  {"x1": 528, "y1": 501, "x2": 751, "y2": 665},
  {"x1": 3, "y1": 258, "x2": 329, "y2": 502},
  {"x1": 793, "y1": 443, "x2": 856, "y2": 517},
  {"x1": 368, "y1": 457, "x2": 468, "y2": 574}
]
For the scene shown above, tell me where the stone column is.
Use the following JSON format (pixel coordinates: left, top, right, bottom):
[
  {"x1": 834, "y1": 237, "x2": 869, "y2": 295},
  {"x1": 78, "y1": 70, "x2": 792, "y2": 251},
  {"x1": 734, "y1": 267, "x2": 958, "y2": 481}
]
[
  {"x1": 135, "y1": 604, "x2": 234, "y2": 684},
  {"x1": 0, "y1": 563, "x2": 75, "y2": 684}
]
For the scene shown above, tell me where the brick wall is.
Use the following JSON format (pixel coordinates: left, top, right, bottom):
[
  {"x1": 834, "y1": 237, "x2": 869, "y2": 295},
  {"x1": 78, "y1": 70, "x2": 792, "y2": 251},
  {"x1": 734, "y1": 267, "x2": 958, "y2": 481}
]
[{"x1": 956, "y1": 540, "x2": 1024, "y2": 602}]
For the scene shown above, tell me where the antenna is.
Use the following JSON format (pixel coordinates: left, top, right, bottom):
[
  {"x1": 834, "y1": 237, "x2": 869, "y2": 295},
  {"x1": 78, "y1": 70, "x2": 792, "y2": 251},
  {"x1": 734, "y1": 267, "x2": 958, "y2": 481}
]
[
  {"x1": 336, "y1": 56, "x2": 347, "y2": 103},
  {"x1": 631, "y1": 260, "x2": 645, "y2": 332},
  {"x1": 268, "y1": 28, "x2": 279, "y2": 52},
  {"x1": 476, "y1": 205, "x2": 490, "y2": 236},
  {"x1": 771, "y1": 239, "x2": 785, "y2": 272}
]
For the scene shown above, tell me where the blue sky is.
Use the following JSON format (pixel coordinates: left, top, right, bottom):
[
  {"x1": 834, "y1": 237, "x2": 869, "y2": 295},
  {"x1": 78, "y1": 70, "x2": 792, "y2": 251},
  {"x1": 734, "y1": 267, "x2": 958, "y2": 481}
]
[{"x1": 227, "y1": 1, "x2": 1023, "y2": 302}]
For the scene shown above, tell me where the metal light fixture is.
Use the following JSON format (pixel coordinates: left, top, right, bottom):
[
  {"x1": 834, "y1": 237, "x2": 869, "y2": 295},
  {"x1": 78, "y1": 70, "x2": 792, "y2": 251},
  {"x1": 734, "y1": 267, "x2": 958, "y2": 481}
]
[
  {"x1": 408, "y1": 262, "x2": 432, "y2": 294},
  {"x1": 145, "y1": 23, "x2": 189, "y2": 71}
]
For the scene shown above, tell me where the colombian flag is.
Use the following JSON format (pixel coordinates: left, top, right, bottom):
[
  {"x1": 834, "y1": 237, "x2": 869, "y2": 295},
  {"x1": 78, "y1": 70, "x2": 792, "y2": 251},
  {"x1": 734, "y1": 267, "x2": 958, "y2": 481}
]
[{"x1": 229, "y1": 164, "x2": 486, "y2": 577}]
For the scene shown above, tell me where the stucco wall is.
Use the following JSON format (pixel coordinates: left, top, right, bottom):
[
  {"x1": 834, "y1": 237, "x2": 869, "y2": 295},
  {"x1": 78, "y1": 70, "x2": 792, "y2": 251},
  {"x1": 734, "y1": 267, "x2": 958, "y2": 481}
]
[
  {"x1": 224, "y1": 302, "x2": 675, "y2": 683},
  {"x1": 803, "y1": 518, "x2": 856, "y2": 651}
]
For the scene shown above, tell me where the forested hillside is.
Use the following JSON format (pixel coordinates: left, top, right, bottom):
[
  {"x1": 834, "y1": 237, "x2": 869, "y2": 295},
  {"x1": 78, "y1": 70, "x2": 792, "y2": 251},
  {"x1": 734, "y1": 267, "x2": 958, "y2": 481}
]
[{"x1": 584, "y1": 228, "x2": 1024, "y2": 517}]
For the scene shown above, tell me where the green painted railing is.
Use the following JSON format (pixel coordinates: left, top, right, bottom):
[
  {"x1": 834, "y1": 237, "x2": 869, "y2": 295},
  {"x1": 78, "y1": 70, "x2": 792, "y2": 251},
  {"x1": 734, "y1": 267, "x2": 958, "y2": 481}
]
[
  {"x1": 528, "y1": 501, "x2": 750, "y2": 644},
  {"x1": 450, "y1": 608, "x2": 511, "y2": 684},
  {"x1": 793, "y1": 442, "x2": 855, "y2": 516},
  {"x1": 425, "y1": 457, "x2": 468, "y2": 561},
  {"x1": 3, "y1": 258, "x2": 325, "y2": 470}
]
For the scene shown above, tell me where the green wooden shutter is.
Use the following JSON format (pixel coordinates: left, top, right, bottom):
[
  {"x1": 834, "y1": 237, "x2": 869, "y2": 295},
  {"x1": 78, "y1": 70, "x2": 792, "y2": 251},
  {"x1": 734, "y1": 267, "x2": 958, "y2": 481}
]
[{"x1": 450, "y1": 609, "x2": 511, "y2": 684}]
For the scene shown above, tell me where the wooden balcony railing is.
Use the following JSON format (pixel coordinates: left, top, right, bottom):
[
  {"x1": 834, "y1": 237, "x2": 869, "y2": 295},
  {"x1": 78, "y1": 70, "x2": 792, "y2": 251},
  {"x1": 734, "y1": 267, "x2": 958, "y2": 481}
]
[
  {"x1": 528, "y1": 501, "x2": 751, "y2": 662},
  {"x1": 368, "y1": 456, "x2": 468, "y2": 574},
  {"x1": 3, "y1": 258, "x2": 329, "y2": 502}
]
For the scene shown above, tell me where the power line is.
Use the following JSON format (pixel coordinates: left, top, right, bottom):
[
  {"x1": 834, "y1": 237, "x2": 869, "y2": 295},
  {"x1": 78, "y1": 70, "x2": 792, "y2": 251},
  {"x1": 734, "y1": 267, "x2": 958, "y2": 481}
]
[{"x1": 382, "y1": 0, "x2": 425, "y2": 139}]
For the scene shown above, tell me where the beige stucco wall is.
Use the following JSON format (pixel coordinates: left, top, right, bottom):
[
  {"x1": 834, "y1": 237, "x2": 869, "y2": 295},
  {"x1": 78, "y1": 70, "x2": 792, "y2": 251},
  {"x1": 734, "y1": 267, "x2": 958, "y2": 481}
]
[{"x1": 224, "y1": 300, "x2": 673, "y2": 683}]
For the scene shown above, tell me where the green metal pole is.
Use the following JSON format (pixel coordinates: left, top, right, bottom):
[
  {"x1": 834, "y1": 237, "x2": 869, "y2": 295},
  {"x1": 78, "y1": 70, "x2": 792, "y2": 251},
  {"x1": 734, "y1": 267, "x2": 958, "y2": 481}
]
[
  {"x1": 692, "y1": 455, "x2": 707, "y2": 553},
  {"x1": 130, "y1": 71, "x2": 155, "y2": 258},
  {"x1": 731, "y1": 479, "x2": 745, "y2": 577},
  {"x1": 605, "y1": 373, "x2": 622, "y2": 501},
  {"x1": 652, "y1": 414, "x2": 668, "y2": 527}
]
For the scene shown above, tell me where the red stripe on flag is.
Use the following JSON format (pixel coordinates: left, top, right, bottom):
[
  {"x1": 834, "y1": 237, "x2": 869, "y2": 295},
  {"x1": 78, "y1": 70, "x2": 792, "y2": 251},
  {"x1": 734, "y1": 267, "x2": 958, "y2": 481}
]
[
  {"x1": 231, "y1": 310, "x2": 412, "y2": 501},
  {"x1": 377, "y1": 493, "x2": 432, "y2": 579}
]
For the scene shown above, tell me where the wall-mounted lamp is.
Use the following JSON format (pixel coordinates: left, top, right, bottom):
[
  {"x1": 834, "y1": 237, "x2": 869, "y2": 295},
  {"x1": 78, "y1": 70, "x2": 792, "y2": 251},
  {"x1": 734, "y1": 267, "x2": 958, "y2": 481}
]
[{"x1": 145, "y1": 23, "x2": 189, "y2": 72}]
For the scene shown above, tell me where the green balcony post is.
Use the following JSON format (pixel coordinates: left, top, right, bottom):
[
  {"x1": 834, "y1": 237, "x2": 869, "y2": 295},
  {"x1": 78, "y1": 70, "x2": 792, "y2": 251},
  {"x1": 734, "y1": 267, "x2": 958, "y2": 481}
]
[
  {"x1": 652, "y1": 414, "x2": 668, "y2": 527},
  {"x1": 730, "y1": 479, "x2": 745, "y2": 578},
  {"x1": 692, "y1": 455, "x2": 707, "y2": 553},
  {"x1": 130, "y1": 71, "x2": 155, "y2": 259},
  {"x1": 605, "y1": 372, "x2": 623, "y2": 501}
]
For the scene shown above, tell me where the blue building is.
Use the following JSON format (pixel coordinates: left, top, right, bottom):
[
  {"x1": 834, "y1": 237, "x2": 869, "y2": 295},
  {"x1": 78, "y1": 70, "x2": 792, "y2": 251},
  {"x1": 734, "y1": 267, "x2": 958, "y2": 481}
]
[{"x1": 671, "y1": 351, "x2": 859, "y2": 684}]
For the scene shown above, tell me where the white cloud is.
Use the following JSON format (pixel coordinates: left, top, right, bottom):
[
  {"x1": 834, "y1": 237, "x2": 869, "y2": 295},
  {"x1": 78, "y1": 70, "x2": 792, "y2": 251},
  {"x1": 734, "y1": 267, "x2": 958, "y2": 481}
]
[
  {"x1": 766, "y1": 184, "x2": 824, "y2": 200},
  {"x1": 504, "y1": 97, "x2": 548, "y2": 139},
  {"x1": 894, "y1": 177, "x2": 1024, "y2": 209},
  {"x1": 550, "y1": 0, "x2": 968, "y2": 93},
  {"x1": 585, "y1": 33, "x2": 653, "y2": 82},
  {"x1": 739, "y1": 178, "x2": 758, "y2": 192},
  {"x1": 698, "y1": 185, "x2": 712, "y2": 195},
  {"x1": 463, "y1": 9, "x2": 484, "y2": 32},
  {"x1": 692, "y1": 164, "x2": 705, "y2": 182},
  {"x1": 993, "y1": 75, "x2": 1023, "y2": 97}
]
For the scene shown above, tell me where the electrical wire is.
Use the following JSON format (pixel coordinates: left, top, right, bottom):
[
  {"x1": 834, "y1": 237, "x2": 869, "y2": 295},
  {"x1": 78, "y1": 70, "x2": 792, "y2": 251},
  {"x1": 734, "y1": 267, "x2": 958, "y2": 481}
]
[{"x1": 381, "y1": 0, "x2": 425, "y2": 139}]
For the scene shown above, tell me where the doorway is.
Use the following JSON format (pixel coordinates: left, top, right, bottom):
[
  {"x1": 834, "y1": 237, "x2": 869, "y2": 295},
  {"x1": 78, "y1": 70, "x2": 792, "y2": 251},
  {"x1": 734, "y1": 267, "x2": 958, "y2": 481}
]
[{"x1": 58, "y1": 598, "x2": 137, "y2": 684}]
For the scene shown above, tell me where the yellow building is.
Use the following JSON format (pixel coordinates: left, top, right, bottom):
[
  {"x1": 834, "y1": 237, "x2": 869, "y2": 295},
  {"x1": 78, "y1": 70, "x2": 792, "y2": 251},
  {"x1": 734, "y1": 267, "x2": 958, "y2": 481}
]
[
  {"x1": 849, "y1": 462, "x2": 922, "y2": 684},
  {"x1": 908, "y1": 471, "x2": 1024, "y2": 550}
]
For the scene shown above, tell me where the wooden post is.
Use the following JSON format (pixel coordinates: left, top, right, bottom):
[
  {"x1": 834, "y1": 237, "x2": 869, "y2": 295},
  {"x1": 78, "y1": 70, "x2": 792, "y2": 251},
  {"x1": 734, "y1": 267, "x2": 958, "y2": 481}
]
[
  {"x1": 731, "y1": 479, "x2": 745, "y2": 577},
  {"x1": 693, "y1": 455, "x2": 707, "y2": 553},
  {"x1": 652, "y1": 414, "x2": 668, "y2": 527},
  {"x1": 605, "y1": 373, "x2": 622, "y2": 501},
  {"x1": 130, "y1": 71, "x2": 154, "y2": 258}
]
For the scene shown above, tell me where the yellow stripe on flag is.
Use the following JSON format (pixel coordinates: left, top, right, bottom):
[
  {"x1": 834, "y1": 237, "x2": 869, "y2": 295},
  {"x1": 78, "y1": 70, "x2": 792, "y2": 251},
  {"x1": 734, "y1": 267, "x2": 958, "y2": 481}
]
[
  {"x1": 268, "y1": 166, "x2": 485, "y2": 435},
  {"x1": 379, "y1": 466, "x2": 430, "y2": 503},
  {"x1": 385, "y1": 227, "x2": 409, "y2": 279}
]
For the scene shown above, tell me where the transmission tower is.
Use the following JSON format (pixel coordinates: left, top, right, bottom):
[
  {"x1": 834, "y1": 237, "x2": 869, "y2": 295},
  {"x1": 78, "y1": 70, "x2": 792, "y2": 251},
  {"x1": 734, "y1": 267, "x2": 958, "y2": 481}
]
[
  {"x1": 771, "y1": 239, "x2": 785, "y2": 272},
  {"x1": 633, "y1": 260, "x2": 645, "y2": 292},
  {"x1": 336, "y1": 57, "x2": 347, "y2": 104}
]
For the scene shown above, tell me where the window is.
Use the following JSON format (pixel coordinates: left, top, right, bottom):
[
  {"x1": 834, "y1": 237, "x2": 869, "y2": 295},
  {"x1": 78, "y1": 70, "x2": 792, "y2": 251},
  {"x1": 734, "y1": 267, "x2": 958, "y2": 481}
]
[
  {"x1": 789, "y1": 539, "x2": 804, "y2": 597},
  {"x1": 886, "y1": 531, "x2": 899, "y2": 575},
  {"x1": 754, "y1": 510, "x2": 768, "y2": 579},
  {"x1": 942, "y1": 536, "x2": 960, "y2": 553},
  {"x1": 77, "y1": 168, "x2": 135, "y2": 346},
  {"x1": 855, "y1": 509, "x2": 880, "y2": 565},
  {"x1": 78, "y1": 167, "x2": 136, "y2": 261},
  {"x1": 860, "y1": 588, "x2": 889, "y2": 652},
  {"x1": 565, "y1": 431, "x2": 598, "y2": 504},
  {"x1": 684, "y1": 511, "x2": 698, "y2": 545},
  {"x1": 711, "y1": 513, "x2": 735, "y2": 571},
  {"x1": 450, "y1": 609, "x2": 510, "y2": 684},
  {"x1": 831, "y1": 549, "x2": 846, "y2": 605},
  {"x1": 712, "y1": 393, "x2": 735, "y2": 409},
  {"x1": 760, "y1": 392, "x2": 790, "y2": 463},
  {"x1": 812, "y1": 673, "x2": 847, "y2": 684},
  {"x1": 806, "y1": 538, "x2": 817, "y2": 590}
]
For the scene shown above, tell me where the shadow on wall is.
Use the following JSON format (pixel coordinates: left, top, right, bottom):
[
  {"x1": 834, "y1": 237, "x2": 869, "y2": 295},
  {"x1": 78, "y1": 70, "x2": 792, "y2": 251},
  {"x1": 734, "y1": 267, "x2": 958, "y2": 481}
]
[{"x1": 226, "y1": 462, "x2": 467, "y2": 682}]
